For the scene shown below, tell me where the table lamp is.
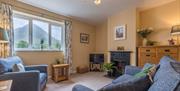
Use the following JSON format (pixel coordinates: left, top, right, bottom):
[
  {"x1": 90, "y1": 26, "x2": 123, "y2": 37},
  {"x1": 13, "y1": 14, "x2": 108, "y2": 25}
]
[
  {"x1": 171, "y1": 25, "x2": 180, "y2": 45},
  {"x1": 0, "y1": 27, "x2": 9, "y2": 42}
]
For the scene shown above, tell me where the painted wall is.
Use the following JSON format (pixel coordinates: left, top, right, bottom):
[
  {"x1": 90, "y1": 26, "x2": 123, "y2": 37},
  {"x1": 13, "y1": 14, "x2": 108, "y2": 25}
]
[
  {"x1": 1, "y1": 0, "x2": 96, "y2": 75},
  {"x1": 107, "y1": 8, "x2": 137, "y2": 65},
  {"x1": 94, "y1": 21, "x2": 108, "y2": 63},
  {"x1": 72, "y1": 20, "x2": 96, "y2": 71},
  {"x1": 95, "y1": 21, "x2": 108, "y2": 52},
  {"x1": 139, "y1": 0, "x2": 180, "y2": 45}
]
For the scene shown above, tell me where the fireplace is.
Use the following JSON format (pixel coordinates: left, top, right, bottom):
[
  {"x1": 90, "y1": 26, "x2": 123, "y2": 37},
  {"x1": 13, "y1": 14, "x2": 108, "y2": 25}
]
[{"x1": 110, "y1": 51, "x2": 131, "y2": 77}]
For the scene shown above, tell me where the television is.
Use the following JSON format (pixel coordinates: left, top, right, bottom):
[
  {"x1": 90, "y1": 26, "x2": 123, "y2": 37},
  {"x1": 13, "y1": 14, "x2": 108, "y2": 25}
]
[{"x1": 90, "y1": 54, "x2": 104, "y2": 64}]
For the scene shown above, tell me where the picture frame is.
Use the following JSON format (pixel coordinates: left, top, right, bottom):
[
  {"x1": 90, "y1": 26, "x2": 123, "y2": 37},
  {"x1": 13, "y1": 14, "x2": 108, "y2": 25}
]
[
  {"x1": 80, "y1": 33, "x2": 89, "y2": 44},
  {"x1": 114, "y1": 25, "x2": 126, "y2": 40}
]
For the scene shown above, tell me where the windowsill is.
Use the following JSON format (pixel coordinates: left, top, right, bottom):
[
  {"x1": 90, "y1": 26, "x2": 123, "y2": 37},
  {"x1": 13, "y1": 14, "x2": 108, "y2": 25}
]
[{"x1": 15, "y1": 49, "x2": 63, "y2": 52}]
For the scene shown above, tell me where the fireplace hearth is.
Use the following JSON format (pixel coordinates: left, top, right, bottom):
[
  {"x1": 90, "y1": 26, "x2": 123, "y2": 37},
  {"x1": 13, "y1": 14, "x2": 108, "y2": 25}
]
[{"x1": 110, "y1": 51, "x2": 131, "y2": 77}]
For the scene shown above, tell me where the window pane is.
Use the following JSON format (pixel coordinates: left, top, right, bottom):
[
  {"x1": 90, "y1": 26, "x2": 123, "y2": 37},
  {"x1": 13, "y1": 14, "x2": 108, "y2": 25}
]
[
  {"x1": 32, "y1": 20, "x2": 49, "y2": 49},
  {"x1": 13, "y1": 17, "x2": 29, "y2": 49},
  {"x1": 51, "y1": 25, "x2": 62, "y2": 50}
]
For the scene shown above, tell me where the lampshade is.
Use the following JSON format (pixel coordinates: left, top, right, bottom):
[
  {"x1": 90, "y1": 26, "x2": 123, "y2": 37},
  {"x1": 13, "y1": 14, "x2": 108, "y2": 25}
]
[
  {"x1": 0, "y1": 27, "x2": 9, "y2": 41},
  {"x1": 171, "y1": 25, "x2": 180, "y2": 35}
]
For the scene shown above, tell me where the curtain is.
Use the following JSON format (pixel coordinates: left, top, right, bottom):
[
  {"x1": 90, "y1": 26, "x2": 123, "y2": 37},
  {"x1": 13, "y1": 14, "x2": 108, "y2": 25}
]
[
  {"x1": 64, "y1": 20, "x2": 73, "y2": 73},
  {"x1": 0, "y1": 3, "x2": 14, "y2": 56}
]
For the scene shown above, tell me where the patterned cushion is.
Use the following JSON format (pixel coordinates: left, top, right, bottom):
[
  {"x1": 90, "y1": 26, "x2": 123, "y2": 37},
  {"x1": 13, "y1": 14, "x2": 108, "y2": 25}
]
[
  {"x1": 99, "y1": 75, "x2": 151, "y2": 91},
  {"x1": 12, "y1": 63, "x2": 25, "y2": 72},
  {"x1": 148, "y1": 56, "x2": 180, "y2": 91}
]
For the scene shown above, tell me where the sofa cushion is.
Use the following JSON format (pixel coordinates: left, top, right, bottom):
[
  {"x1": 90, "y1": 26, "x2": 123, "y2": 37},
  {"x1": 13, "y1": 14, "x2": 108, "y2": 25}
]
[
  {"x1": 40, "y1": 73, "x2": 47, "y2": 84},
  {"x1": 0, "y1": 56, "x2": 23, "y2": 74},
  {"x1": 12, "y1": 63, "x2": 25, "y2": 72},
  {"x1": 171, "y1": 62, "x2": 180, "y2": 91},
  {"x1": 99, "y1": 75, "x2": 151, "y2": 91},
  {"x1": 148, "y1": 56, "x2": 180, "y2": 91},
  {"x1": 112, "y1": 74, "x2": 133, "y2": 84}
]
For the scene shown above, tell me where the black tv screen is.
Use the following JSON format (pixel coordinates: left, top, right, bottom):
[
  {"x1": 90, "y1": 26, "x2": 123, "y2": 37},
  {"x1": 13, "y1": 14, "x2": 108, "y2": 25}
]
[{"x1": 90, "y1": 54, "x2": 104, "y2": 63}]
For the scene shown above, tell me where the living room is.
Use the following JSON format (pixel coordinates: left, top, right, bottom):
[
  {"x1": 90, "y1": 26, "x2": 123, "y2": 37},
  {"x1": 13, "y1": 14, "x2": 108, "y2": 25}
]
[{"x1": 0, "y1": 0, "x2": 180, "y2": 91}]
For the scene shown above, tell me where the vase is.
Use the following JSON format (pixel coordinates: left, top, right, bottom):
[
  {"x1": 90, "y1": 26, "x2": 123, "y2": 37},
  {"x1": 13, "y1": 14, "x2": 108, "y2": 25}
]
[{"x1": 143, "y1": 38, "x2": 147, "y2": 46}]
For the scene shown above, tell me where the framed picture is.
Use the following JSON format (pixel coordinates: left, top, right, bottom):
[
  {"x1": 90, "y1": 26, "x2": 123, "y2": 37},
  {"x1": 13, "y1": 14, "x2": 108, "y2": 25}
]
[
  {"x1": 80, "y1": 33, "x2": 89, "y2": 43},
  {"x1": 114, "y1": 25, "x2": 126, "y2": 40}
]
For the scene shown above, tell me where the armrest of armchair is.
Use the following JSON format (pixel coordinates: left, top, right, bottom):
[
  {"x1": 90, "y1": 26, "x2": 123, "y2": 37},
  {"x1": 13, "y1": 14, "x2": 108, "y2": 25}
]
[
  {"x1": 25, "y1": 65, "x2": 48, "y2": 73},
  {"x1": 124, "y1": 66, "x2": 142, "y2": 76},
  {"x1": 0, "y1": 71, "x2": 40, "y2": 91},
  {"x1": 72, "y1": 85, "x2": 94, "y2": 91}
]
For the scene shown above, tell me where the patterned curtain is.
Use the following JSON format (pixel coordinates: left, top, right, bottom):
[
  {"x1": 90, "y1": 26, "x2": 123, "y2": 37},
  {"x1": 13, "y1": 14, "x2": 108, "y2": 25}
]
[
  {"x1": 64, "y1": 20, "x2": 73, "y2": 73},
  {"x1": 0, "y1": 3, "x2": 14, "y2": 56}
]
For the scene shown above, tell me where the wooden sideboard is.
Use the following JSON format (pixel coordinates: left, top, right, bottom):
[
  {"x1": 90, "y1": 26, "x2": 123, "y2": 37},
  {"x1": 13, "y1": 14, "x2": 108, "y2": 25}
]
[{"x1": 138, "y1": 46, "x2": 179, "y2": 67}]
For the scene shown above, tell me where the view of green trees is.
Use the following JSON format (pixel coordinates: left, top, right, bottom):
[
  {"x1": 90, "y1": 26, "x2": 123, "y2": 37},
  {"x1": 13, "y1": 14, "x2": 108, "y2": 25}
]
[{"x1": 16, "y1": 40, "x2": 28, "y2": 48}]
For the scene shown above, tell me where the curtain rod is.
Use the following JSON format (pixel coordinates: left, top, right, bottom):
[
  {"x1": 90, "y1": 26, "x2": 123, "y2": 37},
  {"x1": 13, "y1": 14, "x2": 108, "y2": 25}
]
[{"x1": 1, "y1": 1, "x2": 72, "y2": 22}]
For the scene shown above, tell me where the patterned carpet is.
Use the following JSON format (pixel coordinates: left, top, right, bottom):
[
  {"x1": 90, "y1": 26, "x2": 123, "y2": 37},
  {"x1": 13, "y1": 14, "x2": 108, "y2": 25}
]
[{"x1": 45, "y1": 72, "x2": 112, "y2": 91}]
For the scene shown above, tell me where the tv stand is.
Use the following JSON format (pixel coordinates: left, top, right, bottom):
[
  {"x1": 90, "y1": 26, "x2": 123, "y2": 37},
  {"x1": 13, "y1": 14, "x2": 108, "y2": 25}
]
[{"x1": 89, "y1": 62, "x2": 103, "y2": 72}]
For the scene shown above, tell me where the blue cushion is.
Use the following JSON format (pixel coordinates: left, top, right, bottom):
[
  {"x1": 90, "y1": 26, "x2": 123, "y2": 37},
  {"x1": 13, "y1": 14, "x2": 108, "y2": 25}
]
[
  {"x1": 99, "y1": 75, "x2": 151, "y2": 91},
  {"x1": 171, "y1": 62, "x2": 180, "y2": 91},
  {"x1": 112, "y1": 74, "x2": 133, "y2": 84},
  {"x1": 0, "y1": 56, "x2": 23, "y2": 74},
  {"x1": 40, "y1": 73, "x2": 47, "y2": 84},
  {"x1": 148, "y1": 56, "x2": 180, "y2": 91},
  {"x1": 73, "y1": 85, "x2": 94, "y2": 91}
]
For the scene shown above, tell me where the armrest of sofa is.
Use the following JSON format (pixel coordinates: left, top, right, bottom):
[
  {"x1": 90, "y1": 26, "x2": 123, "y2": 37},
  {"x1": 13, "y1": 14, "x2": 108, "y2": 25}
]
[
  {"x1": 124, "y1": 66, "x2": 142, "y2": 76},
  {"x1": 0, "y1": 71, "x2": 40, "y2": 91},
  {"x1": 72, "y1": 85, "x2": 94, "y2": 91},
  {"x1": 25, "y1": 65, "x2": 48, "y2": 73}
]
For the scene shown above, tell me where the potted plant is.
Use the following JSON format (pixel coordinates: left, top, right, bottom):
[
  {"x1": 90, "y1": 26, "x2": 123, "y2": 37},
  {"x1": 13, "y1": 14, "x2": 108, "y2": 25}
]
[
  {"x1": 137, "y1": 27, "x2": 153, "y2": 46},
  {"x1": 103, "y1": 63, "x2": 115, "y2": 77}
]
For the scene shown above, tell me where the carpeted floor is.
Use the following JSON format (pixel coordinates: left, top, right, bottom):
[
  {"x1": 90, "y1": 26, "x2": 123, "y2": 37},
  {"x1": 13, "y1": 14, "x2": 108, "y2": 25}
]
[{"x1": 45, "y1": 72, "x2": 112, "y2": 91}]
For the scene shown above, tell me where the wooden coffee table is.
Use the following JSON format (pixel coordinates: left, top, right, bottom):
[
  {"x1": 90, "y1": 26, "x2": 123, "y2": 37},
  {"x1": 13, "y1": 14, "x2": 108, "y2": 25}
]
[
  {"x1": 52, "y1": 64, "x2": 69, "y2": 82},
  {"x1": 0, "y1": 80, "x2": 12, "y2": 91}
]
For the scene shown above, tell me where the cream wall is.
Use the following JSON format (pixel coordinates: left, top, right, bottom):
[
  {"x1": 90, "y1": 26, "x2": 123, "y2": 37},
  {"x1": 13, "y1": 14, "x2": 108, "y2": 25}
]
[
  {"x1": 0, "y1": 0, "x2": 96, "y2": 75},
  {"x1": 72, "y1": 20, "x2": 96, "y2": 71},
  {"x1": 107, "y1": 8, "x2": 137, "y2": 65},
  {"x1": 139, "y1": 0, "x2": 180, "y2": 45},
  {"x1": 94, "y1": 21, "x2": 108, "y2": 63},
  {"x1": 95, "y1": 21, "x2": 108, "y2": 52}
]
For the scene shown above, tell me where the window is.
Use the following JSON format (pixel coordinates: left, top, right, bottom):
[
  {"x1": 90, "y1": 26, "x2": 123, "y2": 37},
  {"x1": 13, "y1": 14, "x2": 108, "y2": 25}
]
[
  {"x1": 13, "y1": 17, "x2": 29, "y2": 49},
  {"x1": 13, "y1": 12, "x2": 64, "y2": 51},
  {"x1": 32, "y1": 20, "x2": 49, "y2": 49}
]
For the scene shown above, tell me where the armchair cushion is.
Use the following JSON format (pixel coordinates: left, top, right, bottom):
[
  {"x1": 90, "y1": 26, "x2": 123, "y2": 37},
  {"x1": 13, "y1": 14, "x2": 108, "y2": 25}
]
[
  {"x1": 40, "y1": 73, "x2": 47, "y2": 84},
  {"x1": 0, "y1": 56, "x2": 23, "y2": 74},
  {"x1": 25, "y1": 65, "x2": 48, "y2": 73},
  {"x1": 12, "y1": 63, "x2": 25, "y2": 72}
]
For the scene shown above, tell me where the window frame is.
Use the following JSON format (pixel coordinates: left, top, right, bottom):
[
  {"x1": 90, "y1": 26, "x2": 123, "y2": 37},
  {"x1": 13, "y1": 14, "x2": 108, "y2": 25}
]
[{"x1": 13, "y1": 11, "x2": 64, "y2": 52}]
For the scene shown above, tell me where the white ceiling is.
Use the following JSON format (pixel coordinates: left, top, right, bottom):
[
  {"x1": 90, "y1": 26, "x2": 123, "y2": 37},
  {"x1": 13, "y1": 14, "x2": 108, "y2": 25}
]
[{"x1": 18, "y1": 0, "x2": 176, "y2": 25}]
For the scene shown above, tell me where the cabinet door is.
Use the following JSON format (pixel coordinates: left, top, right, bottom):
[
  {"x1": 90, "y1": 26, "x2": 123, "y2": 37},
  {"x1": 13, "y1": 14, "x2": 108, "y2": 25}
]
[
  {"x1": 140, "y1": 48, "x2": 156, "y2": 53},
  {"x1": 139, "y1": 53, "x2": 156, "y2": 67},
  {"x1": 157, "y1": 47, "x2": 178, "y2": 54},
  {"x1": 157, "y1": 53, "x2": 178, "y2": 61}
]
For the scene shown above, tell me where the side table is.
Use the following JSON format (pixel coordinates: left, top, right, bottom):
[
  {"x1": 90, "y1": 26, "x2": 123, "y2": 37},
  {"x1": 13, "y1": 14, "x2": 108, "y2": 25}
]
[
  {"x1": 0, "y1": 80, "x2": 12, "y2": 91},
  {"x1": 52, "y1": 64, "x2": 69, "y2": 82}
]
